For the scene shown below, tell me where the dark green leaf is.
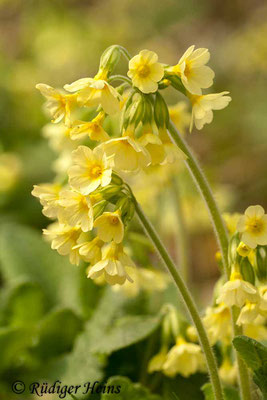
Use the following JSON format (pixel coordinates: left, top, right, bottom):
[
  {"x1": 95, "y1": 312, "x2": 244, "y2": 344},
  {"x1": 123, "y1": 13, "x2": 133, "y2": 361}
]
[{"x1": 101, "y1": 376, "x2": 162, "y2": 399}]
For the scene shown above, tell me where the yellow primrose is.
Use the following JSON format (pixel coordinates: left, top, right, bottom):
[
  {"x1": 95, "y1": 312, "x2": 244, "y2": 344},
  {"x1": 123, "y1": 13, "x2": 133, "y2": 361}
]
[
  {"x1": 36, "y1": 83, "x2": 76, "y2": 125},
  {"x1": 237, "y1": 205, "x2": 267, "y2": 249},
  {"x1": 64, "y1": 77, "x2": 120, "y2": 115},
  {"x1": 42, "y1": 123, "x2": 75, "y2": 152},
  {"x1": 32, "y1": 183, "x2": 62, "y2": 219},
  {"x1": 203, "y1": 303, "x2": 231, "y2": 344},
  {"x1": 223, "y1": 212, "x2": 242, "y2": 236},
  {"x1": 102, "y1": 133, "x2": 151, "y2": 172},
  {"x1": 189, "y1": 91, "x2": 231, "y2": 131},
  {"x1": 94, "y1": 210, "x2": 124, "y2": 243},
  {"x1": 216, "y1": 271, "x2": 259, "y2": 308},
  {"x1": 244, "y1": 315, "x2": 267, "y2": 341},
  {"x1": 148, "y1": 346, "x2": 168, "y2": 373},
  {"x1": 163, "y1": 337, "x2": 205, "y2": 378},
  {"x1": 237, "y1": 242, "x2": 253, "y2": 257},
  {"x1": 43, "y1": 223, "x2": 82, "y2": 265},
  {"x1": 219, "y1": 359, "x2": 237, "y2": 386},
  {"x1": 75, "y1": 237, "x2": 104, "y2": 264},
  {"x1": 87, "y1": 242, "x2": 135, "y2": 285},
  {"x1": 168, "y1": 101, "x2": 191, "y2": 135},
  {"x1": 58, "y1": 189, "x2": 94, "y2": 232},
  {"x1": 127, "y1": 50, "x2": 164, "y2": 94},
  {"x1": 69, "y1": 112, "x2": 109, "y2": 142},
  {"x1": 167, "y1": 45, "x2": 215, "y2": 95},
  {"x1": 68, "y1": 145, "x2": 112, "y2": 195},
  {"x1": 158, "y1": 128, "x2": 187, "y2": 164},
  {"x1": 138, "y1": 132, "x2": 166, "y2": 166},
  {"x1": 237, "y1": 301, "x2": 260, "y2": 326}
]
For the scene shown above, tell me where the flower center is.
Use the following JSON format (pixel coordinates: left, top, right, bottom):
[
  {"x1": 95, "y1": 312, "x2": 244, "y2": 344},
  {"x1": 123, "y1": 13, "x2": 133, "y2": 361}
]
[
  {"x1": 247, "y1": 218, "x2": 264, "y2": 234},
  {"x1": 89, "y1": 164, "x2": 103, "y2": 179},
  {"x1": 109, "y1": 216, "x2": 119, "y2": 225},
  {"x1": 137, "y1": 64, "x2": 150, "y2": 78}
]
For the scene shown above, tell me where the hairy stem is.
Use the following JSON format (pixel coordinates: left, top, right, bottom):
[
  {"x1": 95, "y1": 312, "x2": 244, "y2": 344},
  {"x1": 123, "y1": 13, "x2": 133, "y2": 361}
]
[
  {"x1": 131, "y1": 197, "x2": 224, "y2": 400},
  {"x1": 168, "y1": 122, "x2": 252, "y2": 400}
]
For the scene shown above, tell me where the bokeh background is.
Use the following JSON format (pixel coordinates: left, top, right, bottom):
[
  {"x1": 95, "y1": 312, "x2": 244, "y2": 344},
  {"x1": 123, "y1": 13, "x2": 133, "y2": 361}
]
[{"x1": 0, "y1": 0, "x2": 267, "y2": 397}]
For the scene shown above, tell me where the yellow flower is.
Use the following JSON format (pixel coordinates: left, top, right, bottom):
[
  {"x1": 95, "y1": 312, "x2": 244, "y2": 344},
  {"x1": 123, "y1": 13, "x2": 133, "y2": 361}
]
[
  {"x1": 237, "y1": 205, "x2": 267, "y2": 249},
  {"x1": 163, "y1": 337, "x2": 205, "y2": 378},
  {"x1": 94, "y1": 211, "x2": 124, "y2": 243},
  {"x1": 127, "y1": 50, "x2": 164, "y2": 93},
  {"x1": 237, "y1": 242, "x2": 252, "y2": 257},
  {"x1": 42, "y1": 123, "x2": 74, "y2": 152},
  {"x1": 68, "y1": 145, "x2": 112, "y2": 195},
  {"x1": 58, "y1": 189, "x2": 94, "y2": 232},
  {"x1": 102, "y1": 134, "x2": 151, "y2": 172},
  {"x1": 203, "y1": 303, "x2": 231, "y2": 344},
  {"x1": 75, "y1": 237, "x2": 104, "y2": 264},
  {"x1": 167, "y1": 45, "x2": 215, "y2": 95},
  {"x1": 189, "y1": 91, "x2": 231, "y2": 131},
  {"x1": 237, "y1": 301, "x2": 260, "y2": 326},
  {"x1": 36, "y1": 83, "x2": 76, "y2": 125},
  {"x1": 64, "y1": 77, "x2": 120, "y2": 115},
  {"x1": 223, "y1": 212, "x2": 242, "y2": 236},
  {"x1": 69, "y1": 113, "x2": 109, "y2": 142},
  {"x1": 87, "y1": 242, "x2": 135, "y2": 285},
  {"x1": 158, "y1": 128, "x2": 187, "y2": 164},
  {"x1": 244, "y1": 315, "x2": 267, "y2": 341},
  {"x1": 219, "y1": 359, "x2": 237, "y2": 386},
  {"x1": 43, "y1": 223, "x2": 82, "y2": 265},
  {"x1": 169, "y1": 101, "x2": 191, "y2": 134},
  {"x1": 216, "y1": 272, "x2": 259, "y2": 308},
  {"x1": 148, "y1": 346, "x2": 168, "y2": 373},
  {"x1": 32, "y1": 183, "x2": 62, "y2": 219},
  {"x1": 138, "y1": 132, "x2": 166, "y2": 166}
]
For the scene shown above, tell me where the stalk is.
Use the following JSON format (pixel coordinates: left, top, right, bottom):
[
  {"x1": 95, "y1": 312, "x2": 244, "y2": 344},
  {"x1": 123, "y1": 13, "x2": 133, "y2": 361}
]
[
  {"x1": 129, "y1": 194, "x2": 224, "y2": 400},
  {"x1": 167, "y1": 121, "x2": 252, "y2": 400}
]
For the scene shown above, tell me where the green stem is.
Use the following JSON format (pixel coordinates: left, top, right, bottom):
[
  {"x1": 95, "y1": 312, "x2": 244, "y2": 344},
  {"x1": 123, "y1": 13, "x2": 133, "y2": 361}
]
[
  {"x1": 131, "y1": 198, "x2": 224, "y2": 400},
  {"x1": 171, "y1": 178, "x2": 190, "y2": 284},
  {"x1": 168, "y1": 122, "x2": 252, "y2": 400},
  {"x1": 108, "y1": 75, "x2": 132, "y2": 85}
]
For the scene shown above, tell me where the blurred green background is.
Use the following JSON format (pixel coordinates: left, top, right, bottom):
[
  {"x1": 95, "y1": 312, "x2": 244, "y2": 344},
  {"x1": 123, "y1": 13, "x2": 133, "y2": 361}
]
[{"x1": 0, "y1": 0, "x2": 267, "y2": 398}]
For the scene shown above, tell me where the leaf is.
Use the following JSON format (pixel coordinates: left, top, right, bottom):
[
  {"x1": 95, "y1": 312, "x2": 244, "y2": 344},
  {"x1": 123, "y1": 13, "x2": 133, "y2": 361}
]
[
  {"x1": 90, "y1": 315, "x2": 161, "y2": 355},
  {"x1": 0, "y1": 223, "x2": 82, "y2": 313},
  {"x1": 101, "y1": 376, "x2": 162, "y2": 399},
  {"x1": 164, "y1": 374, "x2": 207, "y2": 400},
  {"x1": 201, "y1": 383, "x2": 240, "y2": 400},
  {"x1": 233, "y1": 335, "x2": 267, "y2": 397},
  {"x1": 32, "y1": 308, "x2": 83, "y2": 359},
  {"x1": 1, "y1": 281, "x2": 47, "y2": 327}
]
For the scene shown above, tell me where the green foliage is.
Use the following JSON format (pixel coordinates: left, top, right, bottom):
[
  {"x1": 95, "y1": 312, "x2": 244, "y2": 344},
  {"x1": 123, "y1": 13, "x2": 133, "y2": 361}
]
[
  {"x1": 101, "y1": 376, "x2": 162, "y2": 399},
  {"x1": 201, "y1": 383, "x2": 240, "y2": 400},
  {"x1": 164, "y1": 374, "x2": 208, "y2": 400},
  {"x1": 233, "y1": 336, "x2": 267, "y2": 397}
]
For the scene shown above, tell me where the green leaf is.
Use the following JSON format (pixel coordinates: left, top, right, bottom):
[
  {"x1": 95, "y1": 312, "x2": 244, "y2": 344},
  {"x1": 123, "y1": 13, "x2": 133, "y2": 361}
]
[
  {"x1": 233, "y1": 335, "x2": 267, "y2": 397},
  {"x1": 101, "y1": 376, "x2": 162, "y2": 399},
  {"x1": 2, "y1": 281, "x2": 47, "y2": 327},
  {"x1": 32, "y1": 308, "x2": 83, "y2": 359},
  {"x1": 90, "y1": 315, "x2": 161, "y2": 355},
  {"x1": 0, "y1": 223, "x2": 82, "y2": 313},
  {"x1": 201, "y1": 383, "x2": 240, "y2": 400},
  {"x1": 164, "y1": 374, "x2": 207, "y2": 400}
]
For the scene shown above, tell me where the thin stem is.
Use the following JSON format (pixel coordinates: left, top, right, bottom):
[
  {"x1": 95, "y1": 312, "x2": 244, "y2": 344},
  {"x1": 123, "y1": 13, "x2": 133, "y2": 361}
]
[
  {"x1": 131, "y1": 198, "x2": 224, "y2": 400},
  {"x1": 168, "y1": 121, "x2": 229, "y2": 277},
  {"x1": 168, "y1": 121, "x2": 252, "y2": 400},
  {"x1": 118, "y1": 45, "x2": 132, "y2": 61},
  {"x1": 171, "y1": 178, "x2": 190, "y2": 284},
  {"x1": 108, "y1": 75, "x2": 132, "y2": 85}
]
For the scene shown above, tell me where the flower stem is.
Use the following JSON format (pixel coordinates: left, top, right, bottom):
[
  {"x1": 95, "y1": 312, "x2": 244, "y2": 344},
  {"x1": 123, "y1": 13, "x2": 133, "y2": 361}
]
[
  {"x1": 131, "y1": 197, "x2": 224, "y2": 400},
  {"x1": 171, "y1": 178, "x2": 190, "y2": 284},
  {"x1": 167, "y1": 122, "x2": 252, "y2": 400},
  {"x1": 108, "y1": 75, "x2": 132, "y2": 85}
]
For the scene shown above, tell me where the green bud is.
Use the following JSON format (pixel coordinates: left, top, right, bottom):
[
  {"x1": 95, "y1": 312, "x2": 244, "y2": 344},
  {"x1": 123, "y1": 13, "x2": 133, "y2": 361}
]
[
  {"x1": 127, "y1": 95, "x2": 144, "y2": 127},
  {"x1": 164, "y1": 73, "x2": 186, "y2": 95},
  {"x1": 228, "y1": 233, "x2": 241, "y2": 266},
  {"x1": 99, "y1": 185, "x2": 122, "y2": 200},
  {"x1": 93, "y1": 200, "x2": 107, "y2": 219},
  {"x1": 99, "y1": 45, "x2": 121, "y2": 76},
  {"x1": 154, "y1": 92, "x2": 169, "y2": 129},
  {"x1": 240, "y1": 257, "x2": 255, "y2": 285},
  {"x1": 255, "y1": 246, "x2": 267, "y2": 282},
  {"x1": 111, "y1": 173, "x2": 123, "y2": 186},
  {"x1": 116, "y1": 196, "x2": 130, "y2": 216}
]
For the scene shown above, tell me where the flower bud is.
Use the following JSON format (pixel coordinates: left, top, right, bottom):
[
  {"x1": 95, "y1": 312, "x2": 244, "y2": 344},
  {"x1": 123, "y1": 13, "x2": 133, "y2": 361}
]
[
  {"x1": 164, "y1": 73, "x2": 186, "y2": 95},
  {"x1": 93, "y1": 200, "x2": 107, "y2": 219},
  {"x1": 154, "y1": 92, "x2": 169, "y2": 129},
  {"x1": 240, "y1": 257, "x2": 255, "y2": 285},
  {"x1": 228, "y1": 233, "x2": 241, "y2": 266},
  {"x1": 111, "y1": 173, "x2": 123, "y2": 186},
  {"x1": 99, "y1": 45, "x2": 121, "y2": 76},
  {"x1": 255, "y1": 246, "x2": 267, "y2": 282},
  {"x1": 99, "y1": 184, "x2": 122, "y2": 200}
]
